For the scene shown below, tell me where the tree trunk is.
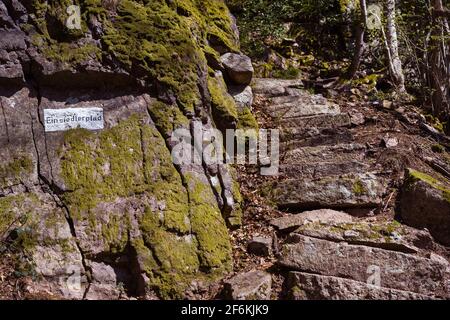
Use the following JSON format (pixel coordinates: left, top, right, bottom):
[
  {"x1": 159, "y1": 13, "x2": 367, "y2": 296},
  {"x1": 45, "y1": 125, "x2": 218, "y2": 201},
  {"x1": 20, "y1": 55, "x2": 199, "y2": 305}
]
[
  {"x1": 346, "y1": 0, "x2": 368, "y2": 80},
  {"x1": 385, "y1": 0, "x2": 406, "y2": 93},
  {"x1": 428, "y1": 0, "x2": 450, "y2": 123}
]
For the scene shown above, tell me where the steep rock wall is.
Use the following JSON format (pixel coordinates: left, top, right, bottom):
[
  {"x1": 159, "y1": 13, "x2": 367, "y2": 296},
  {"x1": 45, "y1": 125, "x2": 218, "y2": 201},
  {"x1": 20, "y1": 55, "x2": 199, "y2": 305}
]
[{"x1": 0, "y1": 0, "x2": 251, "y2": 299}]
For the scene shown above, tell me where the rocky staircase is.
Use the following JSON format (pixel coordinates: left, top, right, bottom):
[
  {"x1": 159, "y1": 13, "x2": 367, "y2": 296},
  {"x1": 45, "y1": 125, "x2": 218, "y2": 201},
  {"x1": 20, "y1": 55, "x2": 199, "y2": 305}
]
[
  {"x1": 248, "y1": 78, "x2": 450, "y2": 300},
  {"x1": 254, "y1": 78, "x2": 387, "y2": 212}
]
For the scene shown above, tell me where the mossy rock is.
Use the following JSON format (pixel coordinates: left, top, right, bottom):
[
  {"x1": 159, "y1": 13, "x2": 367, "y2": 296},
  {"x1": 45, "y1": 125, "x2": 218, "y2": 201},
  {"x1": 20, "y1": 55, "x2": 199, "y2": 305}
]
[
  {"x1": 399, "y1": 168, "x2": 450, "y2": 246},
  {"x1": 58, "y1": 114, "x2": 232, "y2": 298}
]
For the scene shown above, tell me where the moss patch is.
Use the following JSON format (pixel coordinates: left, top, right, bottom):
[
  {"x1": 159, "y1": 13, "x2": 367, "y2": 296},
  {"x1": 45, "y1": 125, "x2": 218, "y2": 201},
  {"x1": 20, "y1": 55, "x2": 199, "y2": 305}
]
[
  {"x1": 406, "y1": 168, "x2": 450, "y2": 203},
  {"x1": 186, "y1": 173, "x2": 232, "y2": 272},
  {"x1": 0, "y1": 155, "x2": 33, "y2": 188}
]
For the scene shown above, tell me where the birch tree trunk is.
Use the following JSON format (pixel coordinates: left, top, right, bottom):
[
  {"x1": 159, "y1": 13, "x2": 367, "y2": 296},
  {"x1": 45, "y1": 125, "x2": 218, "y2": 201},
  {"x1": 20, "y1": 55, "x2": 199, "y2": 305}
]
[{"x1": 385, "y1": 0, "x2": 406, "y2": 93}]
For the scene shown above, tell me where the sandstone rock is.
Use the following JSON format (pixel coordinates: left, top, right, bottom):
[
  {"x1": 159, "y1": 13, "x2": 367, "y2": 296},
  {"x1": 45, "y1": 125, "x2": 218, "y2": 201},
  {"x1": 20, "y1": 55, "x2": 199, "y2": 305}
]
[
  {"x1": 282, "y1": 143, "x2": 367, "y2": 166},
  {"x1": 263, "y1": 94, "x2": 340, "y2": 119},
  {"x1": 280, "y1": 161, "x2": 369, "y2": 179},
  {"x1": 270, "y1": 209, "x2": 353, "y2": 232},
  {"x1": 229, "y1": 85, "x2": 253, "y2": 110},
  {"x1": 221, "y1": 53, "x2": 254, "y2": 85},
  {"x1": 273, "y1": 173, "x2": 387, "y2": 210},
  {"x1": 252, "y1": 78, "x2": 304, "y2": 97},
  {"x1": 399, "y1": 169, "x2": 450, "y2": 246},
  {"x1": 287, "y1": 272, "x2": 436, "y2": 300},
  {"x1": 85, "y1": 262, "x2": 121, "y2": 300},
  {"x1": 279, "y1": 113, "x2": 351, "y2": 131},
  {"x1": 295, "y1": 220, "x2": 420, "y2": 254},
  {"x1": 350, "y1": 112, "x2": 366, "y2": 126},
  {"x1": 223, "y1": 270, "x2": 272, "y2": 300},
  {"x1": 247, "y1": 236, "x2": 272, "y2": 256},
  {"x1": 279, "y1": 234, "x2": 449, "y2": 297},
  {"x1": 382, "y1": 135, "x2": 399, "y2": 148}
]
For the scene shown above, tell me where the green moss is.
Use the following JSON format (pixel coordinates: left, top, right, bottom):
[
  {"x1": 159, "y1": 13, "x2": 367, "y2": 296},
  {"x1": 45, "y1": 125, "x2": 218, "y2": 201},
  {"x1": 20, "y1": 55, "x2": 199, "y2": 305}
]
[
  {"x1": 28, "y1": 0, "x2": 237, "y2": 115},
  {"x1": 431, "y1": 144, "x2": 446, "y2": 153},
  {"x1": 139, "y1": 207, "x2": 199, "y2": 299},
  {"x1": 60, "y1": 113, "x2": 192, "y2": 233},
  {"x1": 42, "y1": 42, "x2": 101, "y2": 64},
  {"x1": 59, "y1": 114, "x2": 232, "y2": 298},
  {"x1": 186, "y1": 174, "x2": 232, "y2": 272},
  {"x1": 272, "y1": 66, "x2": 300, "y2": 79},
  {"x1": 238, "y1": 107, "x2": 259, "y2": 130},
  {"x1": 147, "y1": 101, "x2": 190, "y2": 136},
  {"x1": 406, "y1": 168, "x2": 450, "y2": 203},
  {"x1": 0, "y1": 194, "x2": 40, "y2": 251},
  {"x1": 352, "y1": 73, "x2": 381, "y2": 89},
  {"x1": 352, "y1": 179, "x2": 366, "y2": 195},
  {"x1": 425, "y1": 115, "x2": 445, "y2": 133},
  {"x1": 0, "y1": 155, "x2": 33, "y2": 187},
  {"x1": 208, "y1": 74, "x2": 238, "y2": 128}
]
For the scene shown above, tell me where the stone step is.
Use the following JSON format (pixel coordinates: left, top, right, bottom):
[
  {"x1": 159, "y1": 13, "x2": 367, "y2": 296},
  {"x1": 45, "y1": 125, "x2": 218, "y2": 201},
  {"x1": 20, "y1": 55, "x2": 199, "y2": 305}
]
[
  {"x1": 278, "y1": 113, "x2": 351, "y2": 131},
  {"x1": 252, "y1": 78, "x2": 304, "y2": 97},
  {"x1": 287, "y1": 272, "x2": 438, "y2": 300},
  {"x1": 270, "y1": 209, "x2": 354, "y2": 232},
  {"x1": 295, "y1": 220, "x2": 420, "y2": 254},
  {"x1": 273, "y1": 172, "x2": 386, "y2": 210},
  {"x1": 262, "y1": 94, "x2": 340, "y2": 119},
  {"x1": 281, "y1": 128, "x2": 354, "y2": 149},
  {"x1": 279, "y1": 234, "x2": 449, "y2": 298},
  {"x1": 282, "y1": 143, "x2": 367, "y2": 165},
  {"x1": 279, "y1": 161, "x2": 370, "y2": 179}
]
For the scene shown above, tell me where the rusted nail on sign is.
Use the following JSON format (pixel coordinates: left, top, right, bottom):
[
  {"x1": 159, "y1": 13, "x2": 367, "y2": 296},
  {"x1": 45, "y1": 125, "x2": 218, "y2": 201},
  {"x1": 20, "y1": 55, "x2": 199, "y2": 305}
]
[{"x1": 44, "y1": 107, "x2": 104, "y2": 132}]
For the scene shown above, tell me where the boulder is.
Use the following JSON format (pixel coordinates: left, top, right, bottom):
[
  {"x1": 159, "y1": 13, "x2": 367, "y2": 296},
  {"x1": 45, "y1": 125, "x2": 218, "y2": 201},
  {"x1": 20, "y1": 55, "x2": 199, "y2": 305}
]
[
  {"x1": 229, "y1": 85, "x2": 253, "y2": 110},
  {"x1": 221, "y1": 53, "x2": 254, "y2": 85},
  {"x1": 247, "y1": 236, "x2": 272, "y2": 256},
  {"x1": 399, "y1": 169, "x2": 450, "y2": 245},
  {"x1": 223, "y1": 270, "x2": 272, "y2": 300}
]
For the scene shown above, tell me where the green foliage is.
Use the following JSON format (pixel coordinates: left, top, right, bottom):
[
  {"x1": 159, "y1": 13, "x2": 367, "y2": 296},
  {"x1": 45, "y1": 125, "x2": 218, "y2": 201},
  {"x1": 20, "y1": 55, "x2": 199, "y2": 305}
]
[{"x1": 227, "y1": 0, "x2": 350, "y2": 59}]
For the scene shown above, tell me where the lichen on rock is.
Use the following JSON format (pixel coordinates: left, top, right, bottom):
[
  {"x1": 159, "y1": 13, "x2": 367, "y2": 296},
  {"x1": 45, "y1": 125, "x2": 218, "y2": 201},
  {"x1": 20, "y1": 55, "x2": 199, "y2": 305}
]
[{"x1": 0, "y1": 0, "x2": 248, "y2": 299}]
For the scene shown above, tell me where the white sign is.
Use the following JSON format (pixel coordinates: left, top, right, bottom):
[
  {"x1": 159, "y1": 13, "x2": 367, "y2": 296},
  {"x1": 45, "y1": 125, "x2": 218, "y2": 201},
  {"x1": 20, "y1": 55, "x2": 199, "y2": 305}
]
[{"x1": 44, "y1": 107, "x2": 104, "y2": 132}]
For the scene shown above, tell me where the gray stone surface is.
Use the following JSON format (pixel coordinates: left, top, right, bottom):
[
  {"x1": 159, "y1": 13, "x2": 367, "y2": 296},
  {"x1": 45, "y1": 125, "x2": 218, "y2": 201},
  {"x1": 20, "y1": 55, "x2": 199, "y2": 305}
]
[
  {"x1": 224, "y1": 270, "x2": 272, "y2": 300},
  {"x1": 287, "y1": 272, "x2": 436, "y2": 300},
  {"x1": 221, "y1": 53, "x2": 254, "y2": 85},
  {"x1": 270, "y1": 209, "x2": 353, "y2": 231},
  {"x1": 279, "y1": 234, "x2": 449, "y2": 298},
  {"x1": 399, "y1": 169, "x2": 450, "y2": 246}
]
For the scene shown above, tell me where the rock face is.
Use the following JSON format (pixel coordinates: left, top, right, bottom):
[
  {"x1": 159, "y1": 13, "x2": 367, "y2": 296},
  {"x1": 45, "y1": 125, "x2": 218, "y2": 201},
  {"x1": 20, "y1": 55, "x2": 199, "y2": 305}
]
[
  {"x1": 223, "y1": 270, "x2": 272, "y2": 300},
  {"x1": 221, "y1": 53, "x2": 254, "y2": 85},
  {"x1": 0, "y1": 0, "x2": 254, "y2": 299},
  {"x1": 399, "y1": 169, "x2": 450, "y2": 246}
]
